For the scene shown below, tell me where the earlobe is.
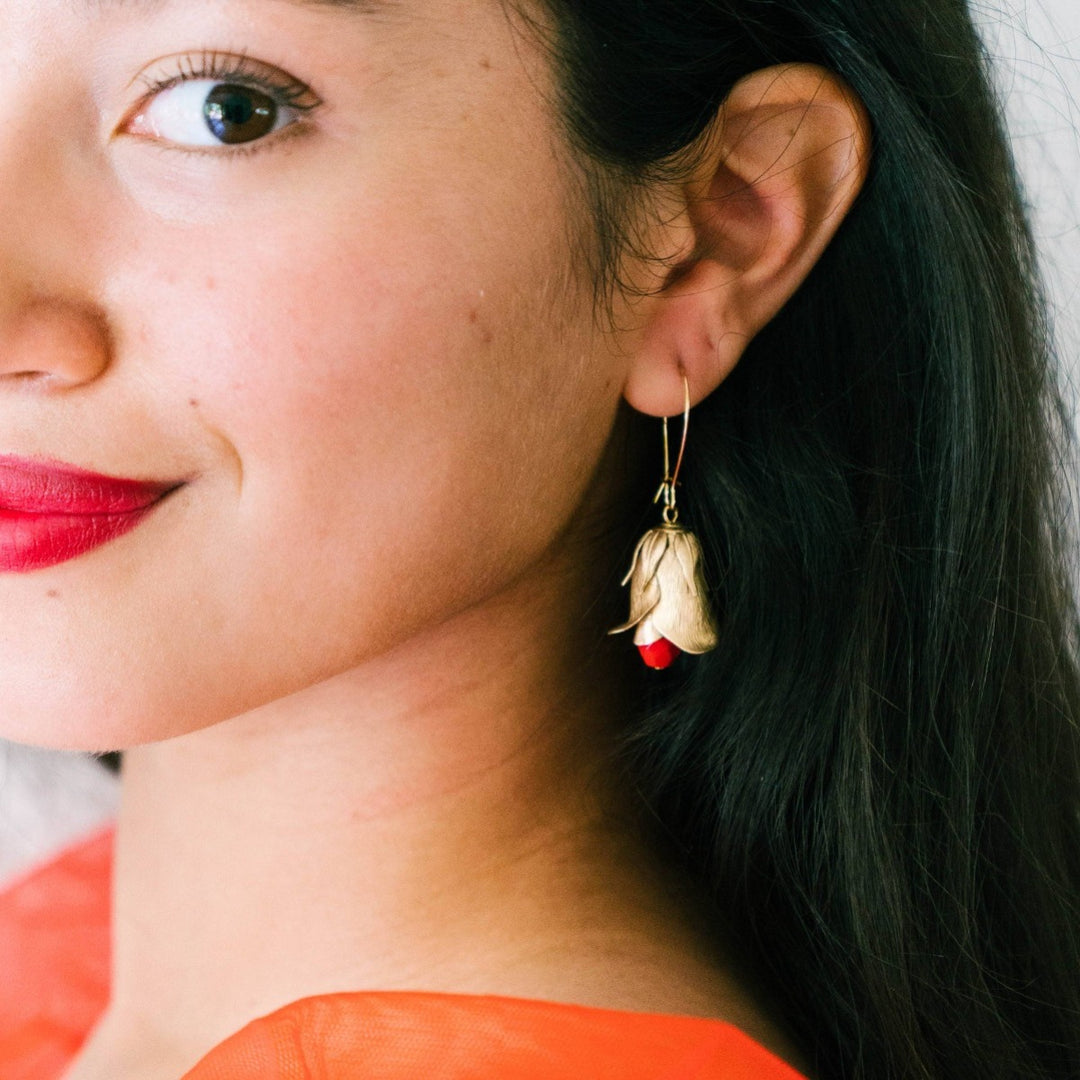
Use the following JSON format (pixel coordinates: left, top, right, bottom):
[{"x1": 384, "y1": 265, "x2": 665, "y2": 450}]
[{"x1": 624, "y1": 64, "x2": 872, "y2": 417}]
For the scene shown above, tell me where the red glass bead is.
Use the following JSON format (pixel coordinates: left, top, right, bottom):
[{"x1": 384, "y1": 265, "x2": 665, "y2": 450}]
[{"x1": 637, "y1": 637, "x2": 681, "y2": 669}]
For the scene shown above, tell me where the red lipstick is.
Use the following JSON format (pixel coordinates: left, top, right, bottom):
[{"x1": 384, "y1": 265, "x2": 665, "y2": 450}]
[{"x1": 0, "y1": 456, "x2": 177, "y2": 573}]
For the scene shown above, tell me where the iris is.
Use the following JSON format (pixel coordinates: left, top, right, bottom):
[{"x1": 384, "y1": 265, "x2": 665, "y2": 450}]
[{"x1": 204, "y1": 85, "x2": 277, "y2": 145}]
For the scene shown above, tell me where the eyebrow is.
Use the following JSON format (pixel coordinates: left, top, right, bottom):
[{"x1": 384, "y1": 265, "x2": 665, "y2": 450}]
[{"x1": 84, "y1": 0, "x2": 385, "y2": 13}]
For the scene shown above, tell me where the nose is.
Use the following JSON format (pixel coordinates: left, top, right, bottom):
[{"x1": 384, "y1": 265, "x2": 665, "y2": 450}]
[
  {"x1": 0, "y1": 57, "x2": 114, "y2": 391},
  {"x1": 0, "y1": 298, "x2": 112, "y2": 388}
]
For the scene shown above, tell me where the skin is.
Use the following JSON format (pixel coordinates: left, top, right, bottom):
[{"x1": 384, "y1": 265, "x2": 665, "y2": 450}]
[{"x1": 0, "y1": 0, "x2": 870, "y2": 1076}]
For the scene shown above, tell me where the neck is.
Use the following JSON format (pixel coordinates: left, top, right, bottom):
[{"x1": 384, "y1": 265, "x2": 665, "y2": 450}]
[{"x1": 83, "y1": 554, "x2": 731, "y2": 1075}]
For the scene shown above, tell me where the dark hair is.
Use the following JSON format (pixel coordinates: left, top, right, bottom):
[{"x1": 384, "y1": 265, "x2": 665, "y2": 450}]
[{"x1": 532, "y1": 1, "x2": 1080, "y2": 1078}]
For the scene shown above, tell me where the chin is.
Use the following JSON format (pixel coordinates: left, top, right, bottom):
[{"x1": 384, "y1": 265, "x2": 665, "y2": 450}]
[
  {"x1": 0, "y1": 668, "x2": 215, "y2": 754},
  {"x1": 0, "y1": 707, "x2": 164, "y2": 755}
]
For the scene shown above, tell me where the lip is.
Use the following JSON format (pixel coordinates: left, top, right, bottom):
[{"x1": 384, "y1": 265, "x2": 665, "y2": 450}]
[{"x1": 0, "y1": 456, "x2": 180, "y2": 573}]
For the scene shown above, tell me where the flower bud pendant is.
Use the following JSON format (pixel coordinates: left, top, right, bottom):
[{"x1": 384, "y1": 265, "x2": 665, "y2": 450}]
[
  {"x1": 608, "y1": 377, "x2": 718, "y2": 669},
  {"x1": 609, "y1": 523, "x2": 718, "y2": 668}
]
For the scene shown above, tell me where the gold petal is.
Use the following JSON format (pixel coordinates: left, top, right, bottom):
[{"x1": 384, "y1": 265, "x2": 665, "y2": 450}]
[
  {"x1": 619, "y1": 528, "x2": 669, "y2": 586},
  {"x1": 648, "y1": 527, "x2": 719, "y2": 654},
  {"x1": 670, "y1": 529, "x2": 705, "y2": 584},
  {"x1": 608, "y1": 528, "x2": 671, "y2": 635}
]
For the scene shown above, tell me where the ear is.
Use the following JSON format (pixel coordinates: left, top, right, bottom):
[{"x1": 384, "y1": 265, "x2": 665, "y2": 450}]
[{"x1": 623, "y1": 64, "x2": 871, "y2": 417}]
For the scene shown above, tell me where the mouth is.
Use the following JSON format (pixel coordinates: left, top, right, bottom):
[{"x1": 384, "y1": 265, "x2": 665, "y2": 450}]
[{"x1": 0, "y1": 456, "x2": 183, "y2": 574}]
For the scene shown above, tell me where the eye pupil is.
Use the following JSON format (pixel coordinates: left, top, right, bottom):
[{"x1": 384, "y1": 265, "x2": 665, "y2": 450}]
[{"x1": 204, "y1": 84, "x2": 277, "y2": 145}]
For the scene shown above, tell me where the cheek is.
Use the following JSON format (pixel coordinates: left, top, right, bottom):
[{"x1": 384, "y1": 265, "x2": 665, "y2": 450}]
[
  {"x1": 189, "y1": 194, "x2": 582, "y2": 548},
  {"x1": 218, "y1": 205, "x2": 599, "y2": 597},
  {"x1": 22, "y1": 184, "x2": 616, "y2": 746}
]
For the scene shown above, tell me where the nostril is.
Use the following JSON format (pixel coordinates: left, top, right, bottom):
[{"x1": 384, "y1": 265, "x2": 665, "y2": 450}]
[{"x1": 3, "y1": 370, "x2": 56, "y2": 383}]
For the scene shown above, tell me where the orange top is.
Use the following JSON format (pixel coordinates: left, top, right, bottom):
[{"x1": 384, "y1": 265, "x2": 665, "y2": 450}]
[{"x1": 0, "y1": 829, "x2": 806, "y2": 1080}]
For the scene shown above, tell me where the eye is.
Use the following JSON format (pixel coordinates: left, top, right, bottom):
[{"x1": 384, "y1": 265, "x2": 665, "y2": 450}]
[{"x1": 124, "y1": 52, "x2": 322, "y2": 153}]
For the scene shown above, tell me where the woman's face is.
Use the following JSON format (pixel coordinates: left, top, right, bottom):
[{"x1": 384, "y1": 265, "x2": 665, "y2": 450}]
[{"x1": 0, "y1": 0, "x2": 632, "y2": 749}]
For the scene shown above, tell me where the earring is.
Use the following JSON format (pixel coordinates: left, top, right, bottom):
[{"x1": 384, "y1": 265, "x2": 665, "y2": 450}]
[{"x1": 609, "y1": 376, "x2": 718, "y2": 669}]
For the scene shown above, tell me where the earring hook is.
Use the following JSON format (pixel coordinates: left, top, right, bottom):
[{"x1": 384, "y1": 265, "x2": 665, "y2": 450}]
[{"x1": 655, "y1": 374, "x2": 691, "y2": 526}]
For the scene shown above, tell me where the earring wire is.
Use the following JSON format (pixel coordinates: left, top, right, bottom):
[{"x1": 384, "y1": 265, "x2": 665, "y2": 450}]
[{"x1": 655, "y1": 374, "x2": 691, "y2": 525}]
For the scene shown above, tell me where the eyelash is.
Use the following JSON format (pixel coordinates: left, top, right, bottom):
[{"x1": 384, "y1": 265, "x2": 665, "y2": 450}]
[{"x1": 132, "y1": 50, "x2": 323, "y2": 158}]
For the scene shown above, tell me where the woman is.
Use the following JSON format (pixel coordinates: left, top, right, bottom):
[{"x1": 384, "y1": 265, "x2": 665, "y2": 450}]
[{"x1": 0, "y1": 0, "x2": 1077, "y2": 1077}]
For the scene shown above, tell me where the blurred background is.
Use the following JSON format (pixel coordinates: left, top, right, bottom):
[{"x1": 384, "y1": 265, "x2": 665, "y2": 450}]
[
  {"x1": 979, "y1": 0, "x2": 1079, "y2": 405},
  {"x1": 1, "y1": 0, "x2": 1079, "y2": 888}
]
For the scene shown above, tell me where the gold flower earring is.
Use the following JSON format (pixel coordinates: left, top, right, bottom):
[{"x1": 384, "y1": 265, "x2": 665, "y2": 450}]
[{"x1": 609, "y1": 376, "x2": 719, "y2": 669}]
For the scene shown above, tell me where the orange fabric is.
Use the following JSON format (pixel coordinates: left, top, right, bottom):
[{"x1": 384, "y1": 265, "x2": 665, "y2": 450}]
[
  {"x1": 0, "y1": 830, "x2": 806, "y2": 1080},
  {"x1": 0, "y1": 828, "x2": 112, "y2": 1080},
  {"x1": 183, "y1": 991, "x2": 807, "y2": 1080}
]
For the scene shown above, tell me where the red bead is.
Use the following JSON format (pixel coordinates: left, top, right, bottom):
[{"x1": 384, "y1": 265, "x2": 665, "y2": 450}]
[{"x1": 637, "y1": 638, "x2": 681, "y2": 669}]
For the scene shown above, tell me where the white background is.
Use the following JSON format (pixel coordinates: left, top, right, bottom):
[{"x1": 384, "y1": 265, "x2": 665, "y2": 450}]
[{"x1": 977, "y1": 0, "x2": 1080, "y2": 412}]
